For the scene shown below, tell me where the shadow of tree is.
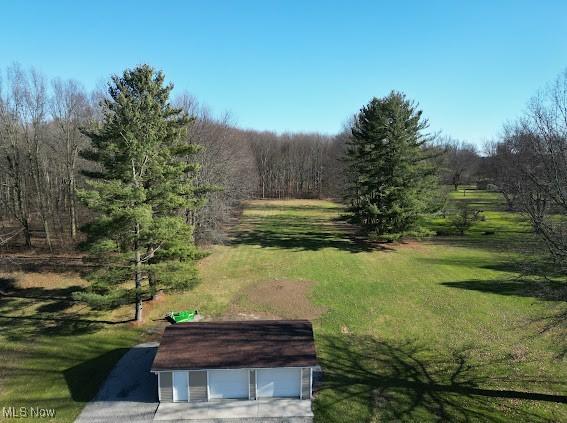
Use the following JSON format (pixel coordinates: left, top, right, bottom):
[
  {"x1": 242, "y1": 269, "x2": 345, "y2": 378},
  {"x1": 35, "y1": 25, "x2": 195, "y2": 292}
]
[
  {"x1": 0, "y1": 277, "x2": 133, "y2": 340},
  {"x1": 315, "y1": 335, "x2": 567, "y2": 422},
  {"x1": 442, "y1": 279, "x2": 567, "y2": 303},
  {"x1": 64, "y1": 343, "x2": 158, "y2": 403},
  {"x1": 0, "y1": 276, "x2": 83, "y2": 313},
  {"x1": 443, "y1": 278, "x2": 567, "y2": 360},
  {"x1": 63, "y1": 348, "x2": 131, "y2": 402},
  {"x1": 231, "y1": 214, "x2": 389, "y2": 253}
]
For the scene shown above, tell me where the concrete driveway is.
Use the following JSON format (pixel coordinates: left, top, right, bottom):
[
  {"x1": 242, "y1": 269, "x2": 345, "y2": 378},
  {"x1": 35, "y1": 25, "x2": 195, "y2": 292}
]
[
  {"x1": 154, "y1": 399, "x2": 313, "y2": 421},
  {"x1": 75, "y1": 342, "x2": 159, "y2": 423}
]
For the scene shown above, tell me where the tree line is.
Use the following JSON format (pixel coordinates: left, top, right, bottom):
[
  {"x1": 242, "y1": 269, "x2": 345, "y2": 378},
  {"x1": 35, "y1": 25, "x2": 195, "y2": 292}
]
[{"x1": 0, "y1": 65, "x2": 345, "y2": 250}]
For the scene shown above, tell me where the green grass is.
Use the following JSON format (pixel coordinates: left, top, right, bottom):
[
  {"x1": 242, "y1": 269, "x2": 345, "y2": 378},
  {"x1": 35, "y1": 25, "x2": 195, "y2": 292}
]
[
  {"x1": 176, "y1": 195, "x2": 566, "y2": 422},
  {"x1": 1, "y1": 193, "x2": 566, "y2": 422},
  {"x1": 0, "y1": 274, "x2": 146, "y2": 422}
]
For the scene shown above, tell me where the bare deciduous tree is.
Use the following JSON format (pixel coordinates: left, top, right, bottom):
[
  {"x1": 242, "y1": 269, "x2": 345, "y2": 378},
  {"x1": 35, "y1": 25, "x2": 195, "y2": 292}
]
[
  {"x1": 438, "y1": 137, "x2": 479, "y2": 191},
  {"x1": 51, "y1": 78, "x2": 91, "y2": 239},
  {"x1": 500, "y1": 69, "x2": 567, "y2": 268}
]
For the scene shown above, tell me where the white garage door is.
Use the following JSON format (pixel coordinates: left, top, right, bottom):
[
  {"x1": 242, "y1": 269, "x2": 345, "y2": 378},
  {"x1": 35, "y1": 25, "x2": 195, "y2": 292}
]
[
  {"x1": 257, "y1": 368, "x2": 301, "y2": 398},
  {"x1": 208, "y1": 369, "x2": 249, "y2": 399},
  {"x1": 173, "y1": 371, "x2": 189, "y2": 402}
]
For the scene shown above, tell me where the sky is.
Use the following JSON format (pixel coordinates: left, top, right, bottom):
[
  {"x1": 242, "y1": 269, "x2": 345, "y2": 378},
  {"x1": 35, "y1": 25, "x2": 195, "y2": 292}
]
[{"x1": 1, "y1": 1, "x2": 566, "y2": 145}]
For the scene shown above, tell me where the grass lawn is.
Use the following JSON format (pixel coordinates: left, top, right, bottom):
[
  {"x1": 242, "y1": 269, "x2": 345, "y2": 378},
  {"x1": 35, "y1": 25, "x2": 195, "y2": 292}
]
[
  {"x1": 0, "y1": 272, "x2": 146, "y2": 421},
  {"x1": 1, "y1": 191, "x2": 566, "y2": 421}
]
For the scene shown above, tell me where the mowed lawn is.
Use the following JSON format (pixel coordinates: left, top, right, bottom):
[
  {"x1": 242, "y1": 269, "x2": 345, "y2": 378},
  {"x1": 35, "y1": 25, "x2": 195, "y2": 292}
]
[
  {"x1": 0, "y1": 272, "x2": 145, "y2": 422},
  {"x1": 1, "y1": 192, "x2": 566, "y2": 422},
  {"x1": 161, "y1": 195, "x2": 567, "y2": 422}
]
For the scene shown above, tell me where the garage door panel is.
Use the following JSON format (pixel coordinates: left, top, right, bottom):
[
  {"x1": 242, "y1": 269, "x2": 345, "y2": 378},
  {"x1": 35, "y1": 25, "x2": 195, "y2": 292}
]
[
  {"x1": 173, "y1": 371, "x2": 188, "y2": 402},
  {"x1": 208, "y1": 369, "x2": 249, "y2": 399},
  {"x1": 257, "y1": 368, "x2": 301, "y2": 398}
]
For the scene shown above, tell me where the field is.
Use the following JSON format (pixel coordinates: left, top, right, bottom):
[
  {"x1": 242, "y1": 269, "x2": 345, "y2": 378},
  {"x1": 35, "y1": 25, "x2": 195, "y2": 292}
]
[{"x1": 1, "y1": 189, "x2": 566, "y2": 421}]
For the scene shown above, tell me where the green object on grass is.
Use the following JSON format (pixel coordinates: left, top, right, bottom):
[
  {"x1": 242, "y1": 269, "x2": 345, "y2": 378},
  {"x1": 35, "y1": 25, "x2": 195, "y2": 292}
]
[{"x1": 168, "y1": 309, "x2": 197, "y2": 323}]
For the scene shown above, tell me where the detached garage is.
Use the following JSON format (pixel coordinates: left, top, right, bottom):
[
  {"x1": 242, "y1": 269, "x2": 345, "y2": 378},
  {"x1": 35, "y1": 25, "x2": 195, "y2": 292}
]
[{"x1": 151, "y1": 320, "x2": 318, "y2": 403}]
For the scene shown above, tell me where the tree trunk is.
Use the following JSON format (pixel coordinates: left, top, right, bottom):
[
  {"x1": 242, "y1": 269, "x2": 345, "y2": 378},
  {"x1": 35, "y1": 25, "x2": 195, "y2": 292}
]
[
  {"x1": 14, "y1": 182, "x2": 32, "y2": 248},
  {"x1": 134, "y1": 224, "x2": 143, "y2": 322},
  {"x1": 23, "y1": 219, "x2": 32, "y2": 248},
  {"x1": 69, "y1": 178, "x2": 77, "y2": 240},
  {"x1": 148, "y1": 271, "x2": 156, "y2": 299},
  {"x1": 43, "y1": 219, "x2": 53, "y2": 252}
]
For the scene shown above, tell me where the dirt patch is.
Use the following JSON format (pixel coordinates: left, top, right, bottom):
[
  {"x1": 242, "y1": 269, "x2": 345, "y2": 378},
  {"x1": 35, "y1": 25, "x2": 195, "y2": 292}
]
[
  {"x1": 234, "y1": 279, "x2": 327, "y2": 320},
  {"x1": 220, "y1": 303, "x2": 281, "y2": 321}
]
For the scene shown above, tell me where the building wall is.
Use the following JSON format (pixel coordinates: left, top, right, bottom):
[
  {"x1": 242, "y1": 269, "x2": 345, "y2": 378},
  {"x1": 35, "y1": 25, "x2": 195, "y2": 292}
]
[
  {"x1": 159, "y1": 372, "x2": 173, "y2": 402},
  {"x1": 249, "y1": 369, "x2": 256, "y2": 400},
  {"x1": 156, "y1": 367, "x2": 313, "y2": 402},
  {"x1": 301, "y1": 368, "x2": 311, "y2": 399},
  {"x1": 189, "y1": 371, "x2": 208, "y2": 402}
]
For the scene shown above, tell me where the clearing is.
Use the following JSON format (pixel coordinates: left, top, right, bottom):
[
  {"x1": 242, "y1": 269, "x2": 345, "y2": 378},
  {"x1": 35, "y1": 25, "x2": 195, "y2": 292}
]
[{"x1": 1, "y1": 193, "x2": 566, "y2": 421}]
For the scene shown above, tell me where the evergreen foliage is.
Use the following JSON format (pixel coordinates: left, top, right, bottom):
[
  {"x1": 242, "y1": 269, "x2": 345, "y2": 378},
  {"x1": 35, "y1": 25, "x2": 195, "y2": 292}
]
[
  {"x1": 344, "y1": 91, "x2": 437, "y2": 239},
  {"x1": 76, "y1": 65, "x2": 208, "y2": 321}
]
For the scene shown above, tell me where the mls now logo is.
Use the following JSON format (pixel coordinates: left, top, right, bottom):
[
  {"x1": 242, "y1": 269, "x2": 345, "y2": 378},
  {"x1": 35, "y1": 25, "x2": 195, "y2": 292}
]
[{"x1": 3, "y1": 407, "x2": 56, "y2": 418}]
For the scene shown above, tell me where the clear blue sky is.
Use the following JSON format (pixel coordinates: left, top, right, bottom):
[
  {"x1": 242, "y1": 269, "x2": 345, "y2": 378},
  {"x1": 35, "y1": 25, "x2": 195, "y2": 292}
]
[{"x1": 1, "y1": 1, "x2": 566, "y2": 144}]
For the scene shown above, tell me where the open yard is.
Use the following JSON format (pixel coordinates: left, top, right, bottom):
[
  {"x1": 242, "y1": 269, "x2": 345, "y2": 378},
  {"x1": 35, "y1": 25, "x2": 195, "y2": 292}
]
[{"x1": 1, "y1": 191, "x2": 566, "y2": 421}]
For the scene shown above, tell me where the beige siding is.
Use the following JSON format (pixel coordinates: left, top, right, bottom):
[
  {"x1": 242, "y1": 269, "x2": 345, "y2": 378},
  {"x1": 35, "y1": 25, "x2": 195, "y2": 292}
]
[
  {"x1": 159, "y1": 372, "x2": 173, "y2": 402},
  {"x1": 188, "y1": 371, "x2": 207, "y2": 402},
  {"x1": 301, "y1": 368, "x2": 311, "y2": 399},
  {"x1": 249, "y1": 370, "x2": 256, "y2": 400}
]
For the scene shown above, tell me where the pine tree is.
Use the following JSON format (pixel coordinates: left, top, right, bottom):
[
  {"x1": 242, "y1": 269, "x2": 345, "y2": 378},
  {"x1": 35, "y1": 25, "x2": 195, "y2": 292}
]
[
  {"x1": 76, "y1": 65, "x2": 208, "y2": 321},
  {"x1": 345, "y1": 91, "x2": 436, "y2": 239}
]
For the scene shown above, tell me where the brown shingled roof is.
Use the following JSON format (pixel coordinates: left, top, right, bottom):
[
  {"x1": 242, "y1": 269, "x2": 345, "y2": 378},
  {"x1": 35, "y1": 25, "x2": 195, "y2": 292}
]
[{"x1": 151, "y1": 320, "x2": 318, "y2": 371}]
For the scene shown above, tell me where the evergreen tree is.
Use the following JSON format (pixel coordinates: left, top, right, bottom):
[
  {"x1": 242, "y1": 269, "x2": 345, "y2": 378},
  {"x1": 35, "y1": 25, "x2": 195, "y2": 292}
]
[
  {"x1": 345, "y1": 91, "x2": 436, "y2": 239},
  {"x1": 76, "y1": 65, "x2": 207, "y2": 321}
]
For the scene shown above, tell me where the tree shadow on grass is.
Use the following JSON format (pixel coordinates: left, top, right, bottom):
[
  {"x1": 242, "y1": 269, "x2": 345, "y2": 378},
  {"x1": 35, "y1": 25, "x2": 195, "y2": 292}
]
[
  {"x1": 443, "y1": 278, "x2": 567, "y2": 359},
  {"x1": 231, "y1": 215, "x2": 390, "y2": 253},
  {"x1": 315, "y1": 335, "x2": 567, "y2": 422},
  {"x1": 442, "y1": 279, "x2": 567, "y2": 303},
  {"x1": 0, "y1": 276, "x2": 133, "y2": 340},
  {"x1": 0, "y1": 276, "x2": 83, "y2": 313}
]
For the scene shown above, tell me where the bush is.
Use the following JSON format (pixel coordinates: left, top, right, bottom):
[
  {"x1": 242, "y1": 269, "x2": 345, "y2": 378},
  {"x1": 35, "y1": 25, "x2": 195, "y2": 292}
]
[{"x1": 448, "y1": 203, "x2": 483, "y2": 235}]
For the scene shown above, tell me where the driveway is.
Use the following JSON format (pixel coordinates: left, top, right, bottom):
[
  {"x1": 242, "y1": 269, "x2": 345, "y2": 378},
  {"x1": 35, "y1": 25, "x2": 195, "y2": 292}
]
[
  {"x1": 154, "y1": 399, "x2": 313, "y2": 421},
  {"x1": 75, "y1": 342, "x2": 159, "y2": 423}
]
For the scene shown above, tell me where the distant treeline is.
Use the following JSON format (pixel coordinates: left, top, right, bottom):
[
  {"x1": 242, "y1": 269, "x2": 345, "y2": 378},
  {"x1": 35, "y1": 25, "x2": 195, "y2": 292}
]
[{"x1": 0, "y1": 65, "x2": 346, "y2": 249}]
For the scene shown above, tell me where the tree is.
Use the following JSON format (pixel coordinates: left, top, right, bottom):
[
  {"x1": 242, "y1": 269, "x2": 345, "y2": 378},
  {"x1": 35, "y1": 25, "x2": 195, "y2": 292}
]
[
  {"x1": 174, "y1": 92, "x2": 257, "y2": 243},
  {"x1": 76, "y1": 65, "x2": 207, "y2": 321},
  {"x1": 51, "y1": 78, "x2": 91, "y2": 240},
  {"x1": 499, "y1": 69, "x2": 567, "y2": 271},
  {"x1": 440, "y1": 137, "x2": 479, "y2": 190},
  {"x1": 481, "y1": 140, "x2": 519, "y2": 211},
  {"x1": 344, "y1": 91, "x2": 437, "y2": 239},
  {"x1": 0, "y1": 66, "x2": 33, "y2": 247}
]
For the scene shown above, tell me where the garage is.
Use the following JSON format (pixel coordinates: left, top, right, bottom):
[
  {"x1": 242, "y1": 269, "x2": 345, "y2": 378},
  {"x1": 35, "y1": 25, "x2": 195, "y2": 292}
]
[
  {"x1": 152, "y1": 321, "x2": 318, "y2": 403},
  {"x1": 208, "y1": 369, "x2": 249, "y2": 399},
  {"x1": 257, "y1": 368, "x2": 301, "y2": 398}
]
